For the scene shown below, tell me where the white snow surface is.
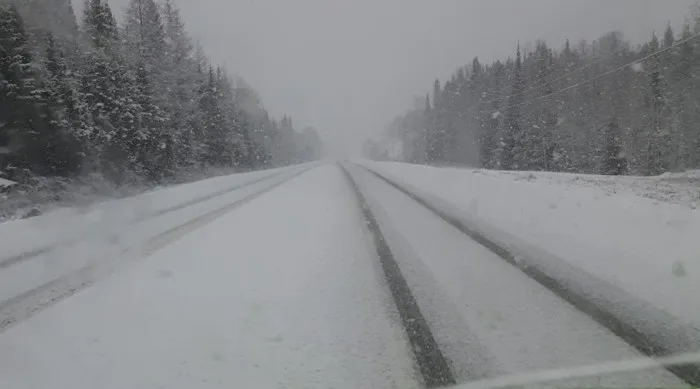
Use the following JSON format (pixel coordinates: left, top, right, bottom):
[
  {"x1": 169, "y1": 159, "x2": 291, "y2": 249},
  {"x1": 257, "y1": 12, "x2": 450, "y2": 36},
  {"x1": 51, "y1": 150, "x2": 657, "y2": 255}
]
[
  {"x1": 0, "y1": 167, "x2": 306, "y2": 308},
  {"x1": 0, "y1": 163, "x2": 317, "y2": 330},
  {"x1": 0, "y1": 161, "x2": 695, "y2": 388},
  {"x1": 346, "y1": 164, "x2": 684, "y2": 387},
  {"x1": 0, "y1": 162, "x2": 315, "y2": 262},
  {"x1": 358, "y1": 161, "x2": 700, "y2": 334},
  {"x1": 0, "y1": 165, "x2": 420, "y2": 389},
  {"x1": 0, "y1": 176, "x2": 15, "y2": 188},
  {"x1": 477, "y1": 168, "x2": 700, "y2": 209}
]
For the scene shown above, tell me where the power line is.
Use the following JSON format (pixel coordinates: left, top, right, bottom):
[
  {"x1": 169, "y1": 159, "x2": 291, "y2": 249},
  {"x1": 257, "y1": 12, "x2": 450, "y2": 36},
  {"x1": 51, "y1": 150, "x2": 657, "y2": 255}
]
[
  {"x1": 483, "y1": 41, "x2": 634, "y2": 107},
  {"x1": 486, "y1": 31, "x2": 700, "y2": 114}
]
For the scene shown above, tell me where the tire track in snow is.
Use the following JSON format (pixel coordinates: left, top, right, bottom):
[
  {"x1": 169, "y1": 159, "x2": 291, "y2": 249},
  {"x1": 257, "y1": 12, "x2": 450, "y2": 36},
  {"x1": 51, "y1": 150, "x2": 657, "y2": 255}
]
[
  {"x1": 355, "y1": 162, "x2": 700, "y2": 387},
  {"x1": 0, "y1": 168, "x2": 295, "y2": 270},
  {"x1": 0, "y1": 168, "x2": 310, "y2": 333},
  {"x1": 339, "y1": 164, "x2": 456, "y2": 388}
]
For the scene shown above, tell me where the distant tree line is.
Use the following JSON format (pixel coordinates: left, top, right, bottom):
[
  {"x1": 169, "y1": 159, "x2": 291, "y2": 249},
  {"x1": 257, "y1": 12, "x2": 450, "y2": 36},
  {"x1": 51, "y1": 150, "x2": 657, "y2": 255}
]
[
  {"x1": 0, "y1": 0, "x2": 320, "y2": 187},
  {"x1": 384, "y1": 5, "x2": 700, "y2": 176}
]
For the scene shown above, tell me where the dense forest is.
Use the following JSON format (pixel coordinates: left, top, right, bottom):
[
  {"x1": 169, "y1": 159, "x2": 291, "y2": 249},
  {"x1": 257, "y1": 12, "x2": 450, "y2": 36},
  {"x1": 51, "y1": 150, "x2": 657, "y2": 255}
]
[
  {"x1": 0, "y1": 0, "x2": 321, "y2": 190},
  {"x1": 373, "y1": 4, "x2": 700, "y2": 176}
]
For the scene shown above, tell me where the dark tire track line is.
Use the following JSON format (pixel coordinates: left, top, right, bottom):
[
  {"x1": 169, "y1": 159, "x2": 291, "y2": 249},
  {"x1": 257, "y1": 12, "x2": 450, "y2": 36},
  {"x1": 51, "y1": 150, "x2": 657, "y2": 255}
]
[
  {"x1": 0, "y1": 168, "x2": 309, "y2": 334},
  {"x1": 355, "y1": 163, "x2": 700, "y2": 387},
  {"x1": 0, "y1": 169, "x2": 293, "y2": 270},
  {"x1": 339, "y1": 164, "x2": 456, "y2": 388}
]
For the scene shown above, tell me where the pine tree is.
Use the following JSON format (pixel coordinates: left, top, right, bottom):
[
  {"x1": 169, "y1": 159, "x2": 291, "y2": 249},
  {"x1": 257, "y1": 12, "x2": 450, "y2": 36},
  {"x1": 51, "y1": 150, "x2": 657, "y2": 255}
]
[
  {"x1": 441, "y1": 79, "x2": 458, "y2": 163},
  {"x1": 674, "y1": 24, "x2": 698, "y2": 168},
  {"x1": 123, "y1": 0, "x2": 166, "y2": 66},
  {"x1": 39, "y1": 33, "x2": 84, "y2": 176},
  {"x1": 197, "y1": 66, "x2": 227, "y2": 166},
  {"x1": 82, "y1": 0, "x2": 148, "y2": 182},
  {"x1": 0, "y1": 4, "x2": 41, "y2": 175},
  {"x1": 522, "y1": 41, "x2": 559, "y2": 171},
  {"x1": 216, "y1": 69, "x2": 249, "y2": 168},
  {"x1": 480, "y1": 61, "x2": 505, "y2": 168},
  {"x1": 161, "y1": 0, "x2": 197, "y2": 171},
  {"x1": 388, "y1": 3, "x2": 700, "y2": 175},
  {"x1": 83, "y1": 0, "x2": 118, "y2": 50},
  {"x1": 122, "y1": 0, "x2": 167, "y2": 101},
  {"x1": 645, "y1": 32, "x2": 672, "y2": 175},
  {"x1": 19, "y1": 0, "x2": 80, "y2": 44},
  {"x1": 414, "y1": 93, "x2": 430, "y2": 163},
  {"x1": 601, "y1": 118, "x2": 627, "y2": 175},
  {"x1": 556, "y1": 38, "x2": 586, "y2": 172},
  {"x1": 130, "y1": 62, "x2": 170, "y2": 180},
  {"x1": 465, "y1": 57, "x2": 487, "y2": 167},
  {"x1": 0, "y1": 0, "x2": 301, "y2": 190},
  {"x1": 500, "y1": 44, "x2": 525, "y2": 170},
  {"x1": 273, "y1": 115, "x2": 297, "y2": 165},
  {"x1": 425, "y1": 79, "x2": 442, "y2": 163}
]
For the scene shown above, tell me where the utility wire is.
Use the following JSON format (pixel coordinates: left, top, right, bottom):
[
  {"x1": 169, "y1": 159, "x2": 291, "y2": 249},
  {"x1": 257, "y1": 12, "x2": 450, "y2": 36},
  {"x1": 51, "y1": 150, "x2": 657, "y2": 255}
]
[
  {"x1": 482, "y1": 41, "x2": 634, "y2": 106},
  {"x1": 485, "y1": 31, "x2": 700, "y2": 114}
]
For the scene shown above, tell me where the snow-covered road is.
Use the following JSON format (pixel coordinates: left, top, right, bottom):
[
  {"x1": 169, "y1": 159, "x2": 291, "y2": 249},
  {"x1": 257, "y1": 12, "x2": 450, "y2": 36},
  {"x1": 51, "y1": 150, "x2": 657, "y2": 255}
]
[
  {"x1": 0, "y1": 162, "x2": 693, "y2": 388},
  {"x1": 0, "y1": 165, "x2": 419, "y2": 389}
]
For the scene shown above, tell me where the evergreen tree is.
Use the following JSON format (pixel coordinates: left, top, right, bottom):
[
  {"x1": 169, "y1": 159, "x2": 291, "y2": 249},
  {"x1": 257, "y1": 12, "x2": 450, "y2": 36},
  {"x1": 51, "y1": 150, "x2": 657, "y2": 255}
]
[
  {"x1": 500, "y1": 44, "x2": 524, "y2": 170},
  {"x1": 523, "y1": 41, "x2": 560, "y2": 171},
  {"x1": 83, "y1": 0, "x2": 118, "y2": 50},
  {"x1": 0, "y1": 4, "x2": 41, "y2": 175},
  {"x1": 480, "y1": 61, "x2": 505, "y2": 168},
  {"x1": 601, "y1": 118, "x2": 627, "y2": 175},
  {"x1": 674, "y1": 24, "x2": 698, "y2": 168},
  {"x1": 645, "y1": 32, "x2": 672, "y2": 175},
  {"x1": 0, "y1": 0, "x2": 313, "y2": 191},
  {"x1": 387, "y1": 4, "x2": 700, "y2": 175},
  {"x1": 423, "y1": 81, "x2": 434, "y2": 162},
  {"x1": 161, "y1": 0, "x2": 197, "y2": 171},
  {"x1": 123, "y1": 0, "x2": 166, "y2": 71},
  {"x1": 39, "y1": 33, "x2": 84, "y2": 176},
  {"x1": 216, "y1": 69, "x2": 248, "y2": 168},
  {"x1": 198, "y1": 66, "x2": 227, "y2": 166},
  {"x1": 425, "y1": 79, "x2": 442, "y2": 163}
]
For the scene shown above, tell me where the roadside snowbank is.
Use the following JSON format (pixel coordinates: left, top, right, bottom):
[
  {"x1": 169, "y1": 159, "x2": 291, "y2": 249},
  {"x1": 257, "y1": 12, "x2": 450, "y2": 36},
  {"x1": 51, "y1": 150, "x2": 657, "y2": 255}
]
[
  {"x1": 475, "y1": 168, "x2": 700, "y2": 209},
  {"x1": 359, "y1": 161, "x2": 700, "y2": 333},
  {"x1": 0, "y1": 165, "x2": 312, "y2": 223},
  {"x1": 0, "y1": 163, "x2": 314, "y2": 262},
  {"x1": 0, "y1": 177, "x2": 15, "y2": 189},
  {"x1": 0, "y1": 174, "x2": 141, "y2": 223}
]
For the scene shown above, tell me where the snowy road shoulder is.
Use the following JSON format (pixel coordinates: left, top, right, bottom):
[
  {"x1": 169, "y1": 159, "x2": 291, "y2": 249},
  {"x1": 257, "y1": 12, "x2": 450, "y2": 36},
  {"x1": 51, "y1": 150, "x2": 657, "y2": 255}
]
[
  {"x1": 0, "y1": 162, "x2": 317, "y2": 263},
  {"x1": 0, "y1": 166, "x2": 309, "y2": 332},
  {"x1": 475, "y1": 168, "x2": 700, "y2": 209}
]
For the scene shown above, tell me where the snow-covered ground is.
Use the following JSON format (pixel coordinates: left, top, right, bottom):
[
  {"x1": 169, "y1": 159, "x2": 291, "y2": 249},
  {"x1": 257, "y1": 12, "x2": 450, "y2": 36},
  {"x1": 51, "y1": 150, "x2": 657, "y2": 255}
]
[
  {"x1": 0, "y1": 162, "x2": 314, "y2": 263},
  {"x1": 0, "y1": 165, "x2": 419, "y2": 389},
  {"x1": 0, "y1": 165, "x2": 319, "y2": 224},
  {"x1": 346, "y1": 164, "x2": 684, "y2": 388},
  {"x1": 0, "y1": 163, "x2": 316, "y2": 331},
  {"x1": 358, "y1": 161, "x2": 700, "y2": 342},
  {"x1": 0, "y1": 176, "x2": 15, "y2": 189},
  {"x1": 0, "y1": 168, "x2": 304, "y2": 318},
  {"x1": 476, "y1": 168, "x2": 700, "y2": 209},
  {"x1": 0, "y1": 161, "x2": 695, "y2": 388}
]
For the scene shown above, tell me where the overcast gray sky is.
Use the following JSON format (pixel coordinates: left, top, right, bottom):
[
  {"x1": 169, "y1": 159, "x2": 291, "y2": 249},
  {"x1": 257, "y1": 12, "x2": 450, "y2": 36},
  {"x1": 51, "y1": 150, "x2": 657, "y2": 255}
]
[{"x1": 102, "y1": 0, "x2": 695, "y2": 156}]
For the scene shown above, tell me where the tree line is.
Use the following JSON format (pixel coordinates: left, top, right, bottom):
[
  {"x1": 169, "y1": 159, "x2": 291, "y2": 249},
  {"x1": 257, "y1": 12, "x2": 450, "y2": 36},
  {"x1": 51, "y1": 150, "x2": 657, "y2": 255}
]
[
  {"x1": 0, "y1": 0, "x2": 319, "y2": 188},
  {"x1": 378, "y1": 5, "x2": 700, "y2": 176}
]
